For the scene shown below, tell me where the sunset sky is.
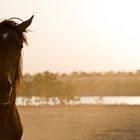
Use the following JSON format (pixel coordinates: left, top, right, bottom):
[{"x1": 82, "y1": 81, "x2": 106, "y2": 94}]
[{"x1": 0, "y1": 0, "x2": 140, "y2": 74}]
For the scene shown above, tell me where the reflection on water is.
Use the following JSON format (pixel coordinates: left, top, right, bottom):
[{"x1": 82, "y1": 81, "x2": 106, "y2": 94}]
[{"x1": 16, "y1": 96, "x2": 140, "y2": 106}]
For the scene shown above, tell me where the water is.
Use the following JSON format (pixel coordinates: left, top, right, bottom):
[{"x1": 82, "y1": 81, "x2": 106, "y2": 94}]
[{"x1": 16, "y1": 96, "x2": 140, "y2": 106}]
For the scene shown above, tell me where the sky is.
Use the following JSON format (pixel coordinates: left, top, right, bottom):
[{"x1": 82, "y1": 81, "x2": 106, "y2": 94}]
[{"x1": 0, "y1": 0, "x2": 140, "y2": 74}]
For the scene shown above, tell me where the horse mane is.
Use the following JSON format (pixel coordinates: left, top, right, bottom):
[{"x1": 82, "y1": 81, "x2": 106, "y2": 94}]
[
  {"x1": 0, "y1": 18, "x2": 29, "y2": 90},
  {"x1": 15, "y1": 56, "x2": 23, "y2": 91}
]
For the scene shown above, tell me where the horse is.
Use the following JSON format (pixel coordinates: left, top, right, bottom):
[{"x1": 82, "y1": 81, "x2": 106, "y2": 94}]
[{"x1": 0, "y1": 15, "x2": 34, "y2": 140}]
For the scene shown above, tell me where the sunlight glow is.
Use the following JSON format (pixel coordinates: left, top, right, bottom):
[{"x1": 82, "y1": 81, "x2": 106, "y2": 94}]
[{"x1": 1, "y1": 0, "x2": 140, "y2": 74}]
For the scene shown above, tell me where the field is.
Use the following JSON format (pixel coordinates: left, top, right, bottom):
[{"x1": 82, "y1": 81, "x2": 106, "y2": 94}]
[{"x1": 19, "y1": 105, "x2": 140, "y2": 140}]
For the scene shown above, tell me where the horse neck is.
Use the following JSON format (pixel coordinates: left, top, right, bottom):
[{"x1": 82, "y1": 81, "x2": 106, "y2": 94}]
[{"x1": 0, "y1": 89, "x2": 16, "y2": 131}]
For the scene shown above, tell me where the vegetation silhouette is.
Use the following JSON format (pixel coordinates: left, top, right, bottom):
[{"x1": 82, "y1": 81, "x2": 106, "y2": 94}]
[{"x1": 22, "y1": 70, "x2": 140, "y2": 98}]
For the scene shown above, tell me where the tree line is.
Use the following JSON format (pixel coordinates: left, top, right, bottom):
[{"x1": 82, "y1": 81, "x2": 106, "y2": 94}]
[{"x1": 20, "y1": 70, "x2": 140, "y2": 97}]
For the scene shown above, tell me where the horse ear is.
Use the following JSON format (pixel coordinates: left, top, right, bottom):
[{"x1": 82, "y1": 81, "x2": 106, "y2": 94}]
[{"x1": 18, "y1": 15, "x2": 34, "y2": 32}]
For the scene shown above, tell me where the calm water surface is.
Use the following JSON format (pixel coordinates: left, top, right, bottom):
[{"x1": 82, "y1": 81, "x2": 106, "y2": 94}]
[{"x1": 16, "y1": 96, "x2": 140, "y2": 106}]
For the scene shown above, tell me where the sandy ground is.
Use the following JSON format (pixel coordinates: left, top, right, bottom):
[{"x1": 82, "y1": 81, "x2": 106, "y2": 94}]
[{"x1": 18, "y1": 105, "x2": 140, "y2": 140}]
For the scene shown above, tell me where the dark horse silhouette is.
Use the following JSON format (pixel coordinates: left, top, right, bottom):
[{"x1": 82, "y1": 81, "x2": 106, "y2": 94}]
[{"x1": 0, "y1": 16, "x2": 34, "y2": 140}]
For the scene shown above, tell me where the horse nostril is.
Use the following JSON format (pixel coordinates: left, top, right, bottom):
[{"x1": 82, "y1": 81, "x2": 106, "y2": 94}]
[{"x1": 0, "y1": 80, "x2": 12, "y2": 96}]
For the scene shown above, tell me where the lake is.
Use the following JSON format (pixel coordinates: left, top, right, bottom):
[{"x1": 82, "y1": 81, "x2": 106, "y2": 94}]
[{"x1": 16, "y1": 96, "x2": 140, "y2": 106}]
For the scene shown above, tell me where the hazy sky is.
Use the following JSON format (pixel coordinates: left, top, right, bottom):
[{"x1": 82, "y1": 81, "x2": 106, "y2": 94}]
[{"x1": 0, "y1": 0, "x2": 140, "y2": 74}]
